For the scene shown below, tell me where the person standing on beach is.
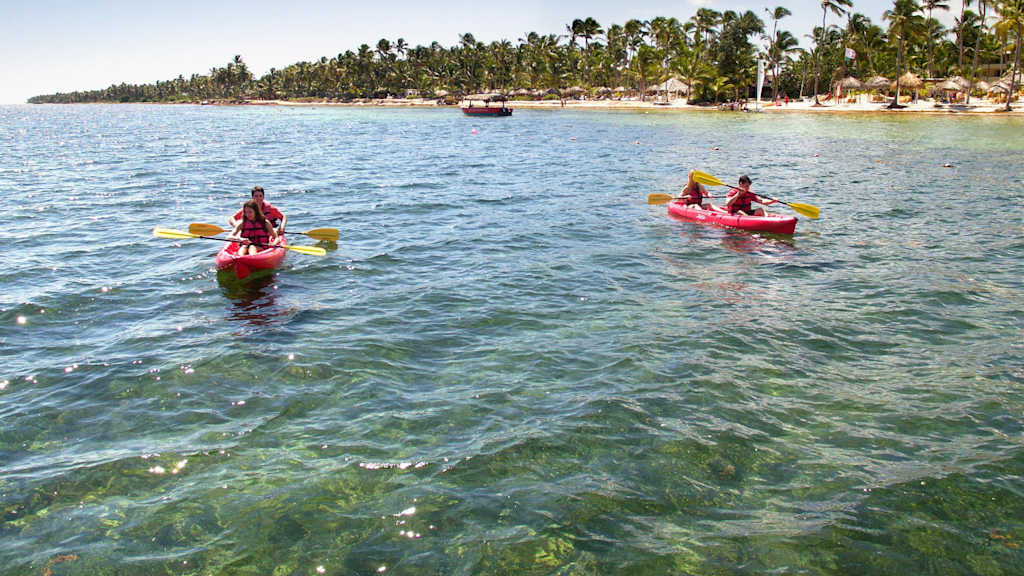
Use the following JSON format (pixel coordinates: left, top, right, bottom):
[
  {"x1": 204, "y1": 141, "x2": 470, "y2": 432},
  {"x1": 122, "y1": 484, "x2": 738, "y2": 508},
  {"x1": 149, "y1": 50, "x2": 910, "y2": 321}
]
[
  {"x1": 726, "y1": 175, "x2": 776, "y2": 216},
  {"x1": 229, "y1": 186, "x2": 287, "y2": 235}
]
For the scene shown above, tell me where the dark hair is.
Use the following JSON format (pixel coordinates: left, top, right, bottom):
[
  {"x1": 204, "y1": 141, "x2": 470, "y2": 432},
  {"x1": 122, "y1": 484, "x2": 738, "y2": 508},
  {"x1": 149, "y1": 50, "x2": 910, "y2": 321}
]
[
  {"x1": 242, "y1": 199, "x2": 268, "y2": 228},
  {"x1": 251, "y1": 186, "x2": 265, "y2": 196},
  {"x1": 738, "y1": 175, "x2": 752, "y2": 185}
]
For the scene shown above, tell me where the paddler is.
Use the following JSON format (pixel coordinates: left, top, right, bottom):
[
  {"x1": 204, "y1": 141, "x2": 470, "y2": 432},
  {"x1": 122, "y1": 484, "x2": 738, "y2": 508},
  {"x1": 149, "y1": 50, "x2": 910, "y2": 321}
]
[
  {"x1": 227, "y1": 199, "x2": 279, "y2": 256},
  {"x1": 726, "y1": 175, "x2": 776, "y2": 216},
  {"x1": 680, "y1": 170, "x2": 711, "y2": 209},
  {"x1": 229, "y1": 186, "x2": 287, "y2": 235}
]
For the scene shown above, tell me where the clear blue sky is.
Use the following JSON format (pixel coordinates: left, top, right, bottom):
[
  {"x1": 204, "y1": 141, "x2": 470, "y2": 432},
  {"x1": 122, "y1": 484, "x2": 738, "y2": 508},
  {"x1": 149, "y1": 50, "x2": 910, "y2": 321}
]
[{"x1": 2, "y1": 0, "x2": 966, "y2": 104}]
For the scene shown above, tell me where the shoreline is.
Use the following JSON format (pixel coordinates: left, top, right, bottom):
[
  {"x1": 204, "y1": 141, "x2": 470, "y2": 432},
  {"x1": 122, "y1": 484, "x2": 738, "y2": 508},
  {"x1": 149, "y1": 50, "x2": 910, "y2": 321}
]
[{"x1": 233, "y1": 97, "x2": 1022, "y2": 115}]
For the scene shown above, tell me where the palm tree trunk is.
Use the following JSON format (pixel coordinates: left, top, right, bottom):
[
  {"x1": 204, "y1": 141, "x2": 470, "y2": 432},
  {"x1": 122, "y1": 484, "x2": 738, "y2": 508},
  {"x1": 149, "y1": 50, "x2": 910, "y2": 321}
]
[
  {"x1": 1006, "y1": 29, "x2": 1022, "y2": 112},
  {"x1": 959, "y1": 2, "x2": 967, "y2": 67},
  {"x1": 889, "y1": 39, "x2": 904, "y2": 109},
  {"x1": 813, "y1": 9, "x2": 826, "y2": 105},
  {"x1": 967, "y1": 0, "x2": 986, "y2": 105}
]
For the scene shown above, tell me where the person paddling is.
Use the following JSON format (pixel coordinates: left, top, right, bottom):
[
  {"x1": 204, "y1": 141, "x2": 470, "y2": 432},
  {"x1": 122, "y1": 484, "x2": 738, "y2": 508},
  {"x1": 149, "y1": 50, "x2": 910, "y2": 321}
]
[
  {"x1": 229, "y1": 186, "x2": 287, "y2": 235},
  {"x1": 680, "y1": 170, "x2": 711, "y2": 209},
  {"x1": 726, "y1": 175, "x2": 776, "y2": 216},
  {"x1": 227, "y1": 200, "x2": 279, "y2": 256}
]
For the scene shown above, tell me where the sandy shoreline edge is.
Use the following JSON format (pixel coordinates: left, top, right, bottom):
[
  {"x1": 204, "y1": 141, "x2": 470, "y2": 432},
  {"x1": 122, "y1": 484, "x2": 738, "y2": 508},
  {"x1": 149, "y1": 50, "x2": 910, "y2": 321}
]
[{"x1": 228, "y1": 97, "x2": 1023, "y2": 115}]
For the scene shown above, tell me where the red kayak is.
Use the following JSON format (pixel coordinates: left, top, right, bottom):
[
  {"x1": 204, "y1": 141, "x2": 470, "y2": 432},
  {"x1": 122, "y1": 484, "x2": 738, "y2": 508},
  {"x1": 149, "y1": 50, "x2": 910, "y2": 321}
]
[
  {"x1": 667, "y1": 200, "x2": 797, "y2": 235},
  {"x1": 215, "y1": 236, "x2": 288, "y2": 279}
]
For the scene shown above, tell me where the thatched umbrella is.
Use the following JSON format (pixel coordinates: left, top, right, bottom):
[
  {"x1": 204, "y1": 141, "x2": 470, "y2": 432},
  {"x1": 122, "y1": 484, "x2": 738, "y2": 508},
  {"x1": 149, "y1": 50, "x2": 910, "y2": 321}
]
[
  {"x1": 435, "y1": 90, "x2": 450, "y2": 97},
  {"x1": 838, "y1": 77, "x2": 863, "y2": 104},
  {"x1": 545, "y1": 88, "x2": 562, "y2": 96},
  {"x1": 613, "y1": 86, "x2": 627, "y2": 92},
  {"x1": 894, "y1": 72, "x2": 923, "y2": 91},
  {"x1": 513, "y1": 88, "x2": 530, "y2": 96},
  {"x1": 564, "y1": 86, "x2": 585, "y2": 96},
  {"x1": 947, "y1": 75, "x2": 971, "y2": 90},
  {"x1": 864, "y1": 75, "x2": 891, "y2": 89},
  {"x1": 975, "y1": 80, "x2": 990, "y2": 91},
  {"x1": 988, "y1": 82, "x2": 1010, "y2": 94},
  {"x1": 596, "y1": 86, "x2": 613, "y2": 95},
  {"x1": 840, "y1": 77, "x2": 863, "y2": 90},
  {"x1": 935, "y1": 79, "x2": 962, "y2": 91}
]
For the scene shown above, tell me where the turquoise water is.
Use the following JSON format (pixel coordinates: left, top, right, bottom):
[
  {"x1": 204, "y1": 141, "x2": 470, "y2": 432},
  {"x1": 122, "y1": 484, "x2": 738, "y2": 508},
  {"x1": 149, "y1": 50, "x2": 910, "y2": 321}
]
[{"x1": 2, "y1": 104, "x2": 1024, "y2": 575}]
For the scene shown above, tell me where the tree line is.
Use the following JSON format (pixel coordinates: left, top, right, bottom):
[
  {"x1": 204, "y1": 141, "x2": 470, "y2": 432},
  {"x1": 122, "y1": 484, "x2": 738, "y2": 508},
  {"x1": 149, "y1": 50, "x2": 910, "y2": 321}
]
[{"x1": 27, "y1": 0, "x2": 1024, "y2": 105}]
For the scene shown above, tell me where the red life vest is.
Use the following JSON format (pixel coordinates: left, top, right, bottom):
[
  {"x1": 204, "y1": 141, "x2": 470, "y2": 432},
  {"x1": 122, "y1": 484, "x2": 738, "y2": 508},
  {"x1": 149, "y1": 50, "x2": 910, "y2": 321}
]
[
  {"x1": 241, "y1": 219, "x2": 270, "y2": 245},
  {"x1": 683, "y1": 183, "x2": 704, "y2": 205},
  {"x1": 729, "y1": 190, "x2": 757, "y2": 215}
]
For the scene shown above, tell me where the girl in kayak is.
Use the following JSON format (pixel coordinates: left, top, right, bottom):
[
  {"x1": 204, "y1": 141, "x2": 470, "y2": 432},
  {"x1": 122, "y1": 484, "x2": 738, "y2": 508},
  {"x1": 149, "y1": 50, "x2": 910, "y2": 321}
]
[
  {"x1": 227, "y1": 200, "x2": 280, "y2": 256},
  {"x1": 680, "y1": 170, "x2": 711, "y2": 208},
  {"x1": 726, "y1": 175, "x2": 776, "y2": 216},
  {"x1": 229, "y1": 186, "x2": 287, "y2": 235}
]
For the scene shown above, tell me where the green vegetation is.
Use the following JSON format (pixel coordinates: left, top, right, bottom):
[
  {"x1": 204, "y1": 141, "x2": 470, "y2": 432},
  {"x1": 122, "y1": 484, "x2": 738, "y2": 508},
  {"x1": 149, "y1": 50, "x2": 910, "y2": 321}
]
[{"x1": 27, "y1": 2, "x2": 1024, "y2": 104}]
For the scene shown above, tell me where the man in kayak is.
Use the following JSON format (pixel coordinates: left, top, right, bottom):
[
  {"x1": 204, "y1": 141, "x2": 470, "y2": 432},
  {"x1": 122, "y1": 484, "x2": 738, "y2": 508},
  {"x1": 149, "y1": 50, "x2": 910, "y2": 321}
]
[
  {"x1": 680, "y1": 170, "x2": 712, "y2": 209},
  {"x1": 229, "y1": 186, "x2": 287, "y2": 235},
  {"x1": 726, "y1": 175, "x2": 777, "y2": 216}
]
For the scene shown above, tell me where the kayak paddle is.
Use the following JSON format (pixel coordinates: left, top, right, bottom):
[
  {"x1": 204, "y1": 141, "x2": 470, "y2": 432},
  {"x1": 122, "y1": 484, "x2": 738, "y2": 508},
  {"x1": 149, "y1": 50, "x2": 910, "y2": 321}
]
[
  {"x1": 188, "y1": 222, "x2": 339, "y2": 242},
  {"x1": 692, "y1": 171, "x2": 820, "y2": 219},
  {"x1": 647, "y1": 193, "x2": 718, "y2": 205},
  {"x1": 153, "y1": 227, "x2": 327, "y2": 256}
]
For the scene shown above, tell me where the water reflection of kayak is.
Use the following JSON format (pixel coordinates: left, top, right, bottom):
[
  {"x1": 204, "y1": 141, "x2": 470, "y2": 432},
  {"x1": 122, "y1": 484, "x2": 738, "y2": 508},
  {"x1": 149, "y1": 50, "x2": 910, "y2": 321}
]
[
  {"x1": 667, "y1": 200, "x2": 797, "y2": 235},
  {"x1": 215, "y1": 236, "x2": 288, "y2": 279}
]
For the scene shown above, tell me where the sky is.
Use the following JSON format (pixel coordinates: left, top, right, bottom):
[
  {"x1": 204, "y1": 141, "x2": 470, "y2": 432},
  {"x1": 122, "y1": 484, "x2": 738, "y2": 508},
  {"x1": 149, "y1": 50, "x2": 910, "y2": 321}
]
[{"x1": 1, "y1": 0, "x2": 969, "y2": 104}]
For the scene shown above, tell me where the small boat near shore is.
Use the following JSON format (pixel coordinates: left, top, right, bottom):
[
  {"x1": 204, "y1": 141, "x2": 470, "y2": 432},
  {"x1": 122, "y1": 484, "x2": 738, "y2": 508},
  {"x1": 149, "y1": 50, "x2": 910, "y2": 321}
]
[
  {"x1": 216, "y1": 236, "x2": 288, "y2": 279},
  {"x1": 666, "y1": 200, "x2": 797, "y2": 235},
  {"x1": 460, "y1": 93, "x2": 512, "y2": 117}
]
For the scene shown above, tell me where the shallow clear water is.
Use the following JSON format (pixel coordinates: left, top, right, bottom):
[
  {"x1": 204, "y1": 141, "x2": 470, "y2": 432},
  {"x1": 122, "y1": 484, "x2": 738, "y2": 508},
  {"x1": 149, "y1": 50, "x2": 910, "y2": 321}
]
[{"x1": 2, "y1": 104, "x2": 1024, "y2": 575}]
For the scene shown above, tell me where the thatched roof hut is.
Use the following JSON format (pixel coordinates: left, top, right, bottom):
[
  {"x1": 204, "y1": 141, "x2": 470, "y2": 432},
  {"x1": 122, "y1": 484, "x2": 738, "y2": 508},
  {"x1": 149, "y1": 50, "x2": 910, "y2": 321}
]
[
  {"x1": 596, "y1": 87, "x2": 613, "y2": 95},
  {"x1": 893, "y1": 72, "x2": 923, "y2": 91},
  {"x1": 840, "y1": 77, "x2": 863, "y2": 90},
  {"x1": 864, "y1": 76, "x2": 891, "y2": 90},
  {"x1": 947, "y1": 75, "x2": 971, "y2": 90},
  {"x1": 935, "y1": 79, "x2": 962, "y2": 92}
]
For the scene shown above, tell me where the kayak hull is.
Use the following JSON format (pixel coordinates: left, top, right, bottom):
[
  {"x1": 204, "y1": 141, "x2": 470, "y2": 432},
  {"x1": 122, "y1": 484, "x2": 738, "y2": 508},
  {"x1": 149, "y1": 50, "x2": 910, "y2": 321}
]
[
  {"x1": 215, "y1": 237, "x2": 288, "y2": 279},
  {"x1": 666, "y1": 201, "x2": 797, "y2": 235}
]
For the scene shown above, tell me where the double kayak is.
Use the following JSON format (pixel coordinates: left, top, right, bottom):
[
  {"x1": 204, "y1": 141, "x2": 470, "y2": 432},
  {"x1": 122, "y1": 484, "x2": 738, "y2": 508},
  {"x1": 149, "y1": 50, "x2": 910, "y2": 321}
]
[
  {"x1": 215, "y1": 237, "x2": 288, "y2": 279},
  {"x1": 667, "y1": 200, "x2": 797, "y2": 235}
]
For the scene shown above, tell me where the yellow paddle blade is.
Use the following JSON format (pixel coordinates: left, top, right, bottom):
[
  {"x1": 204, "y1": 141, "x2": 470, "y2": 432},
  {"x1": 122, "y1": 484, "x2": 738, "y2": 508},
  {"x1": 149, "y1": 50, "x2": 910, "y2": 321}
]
[
  {"x1": 648, "y1": 193, "x2": 677, "y2": 205},
  {"x1": 303, "y1": 228, "x2": 339, "y2": 242},
  {"x1": 692, "y1": 170, "x2": 725, "y2": 188},
  {"x1": 153, "y1": 227, "x2": 200, "y2": 239},
  {"x1": 189, "y1": 223, "x2": 227, "y2": 236},
  {"x1": 281, "y1": 244, "x2": 326, "y2": 256},
  {"x1": 786, "y1": 202, "x2": 820, "y2": 219}
]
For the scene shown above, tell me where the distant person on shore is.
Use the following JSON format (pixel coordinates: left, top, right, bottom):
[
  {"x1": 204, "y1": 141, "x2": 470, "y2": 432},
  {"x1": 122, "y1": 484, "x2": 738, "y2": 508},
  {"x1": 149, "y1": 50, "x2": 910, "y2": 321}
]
[
  {"x1": 785, "y1": 94, "x2": 790, "y2": 106},
  {"x1": 229, "y1": 186, "x2": 287, "y2": 235},
  {"x1": 228, "y1": 199, "x2": 280, "y2": 255},
  {"x1": 680, "y1": 170, "x2": 711, "y2": 209},
  {"x1": 726, "y1": 175, "x2": 776, "y2": 216}
]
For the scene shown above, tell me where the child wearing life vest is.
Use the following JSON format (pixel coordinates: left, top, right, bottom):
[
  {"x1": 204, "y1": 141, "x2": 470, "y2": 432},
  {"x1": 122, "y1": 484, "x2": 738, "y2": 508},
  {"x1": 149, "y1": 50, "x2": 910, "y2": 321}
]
[
  {"x1": 680, "y1": 170, "x2": 711, "y2": 208},
  {"x1": 726, "y1": 175, "x2": 776, "y2": 216},
  {"x1": 227, "y1": 199, "x2": 279, "y2": 256},
  {"x1": 229, "y1": 186, "x2": 287, "y2": 235}
]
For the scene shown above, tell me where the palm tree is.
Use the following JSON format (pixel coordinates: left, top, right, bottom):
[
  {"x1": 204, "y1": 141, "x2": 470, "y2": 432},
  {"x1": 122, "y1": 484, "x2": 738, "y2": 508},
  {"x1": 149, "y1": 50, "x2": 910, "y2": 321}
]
[
  {"x1": 885, "y1": 0, "x2": 927, "y2": 108},
  {"x1": 921, "y1": 0, "x2": 950, "y2": 77},
  {"x1": 995, "y1": 0, "x2": 1024, "y2": 110},
  {"x1": 967, "y1": 0, "x2": 989, "y2": 104},
  {"x1": 814, "y1": 0, "x2": 854, "y2": 105},
  {"x1": 959, "y1": 0, "x2": 975, "y2": 67},
  {"x1": 765, "y1": 6, "x2": 793, "y2": 99}
]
